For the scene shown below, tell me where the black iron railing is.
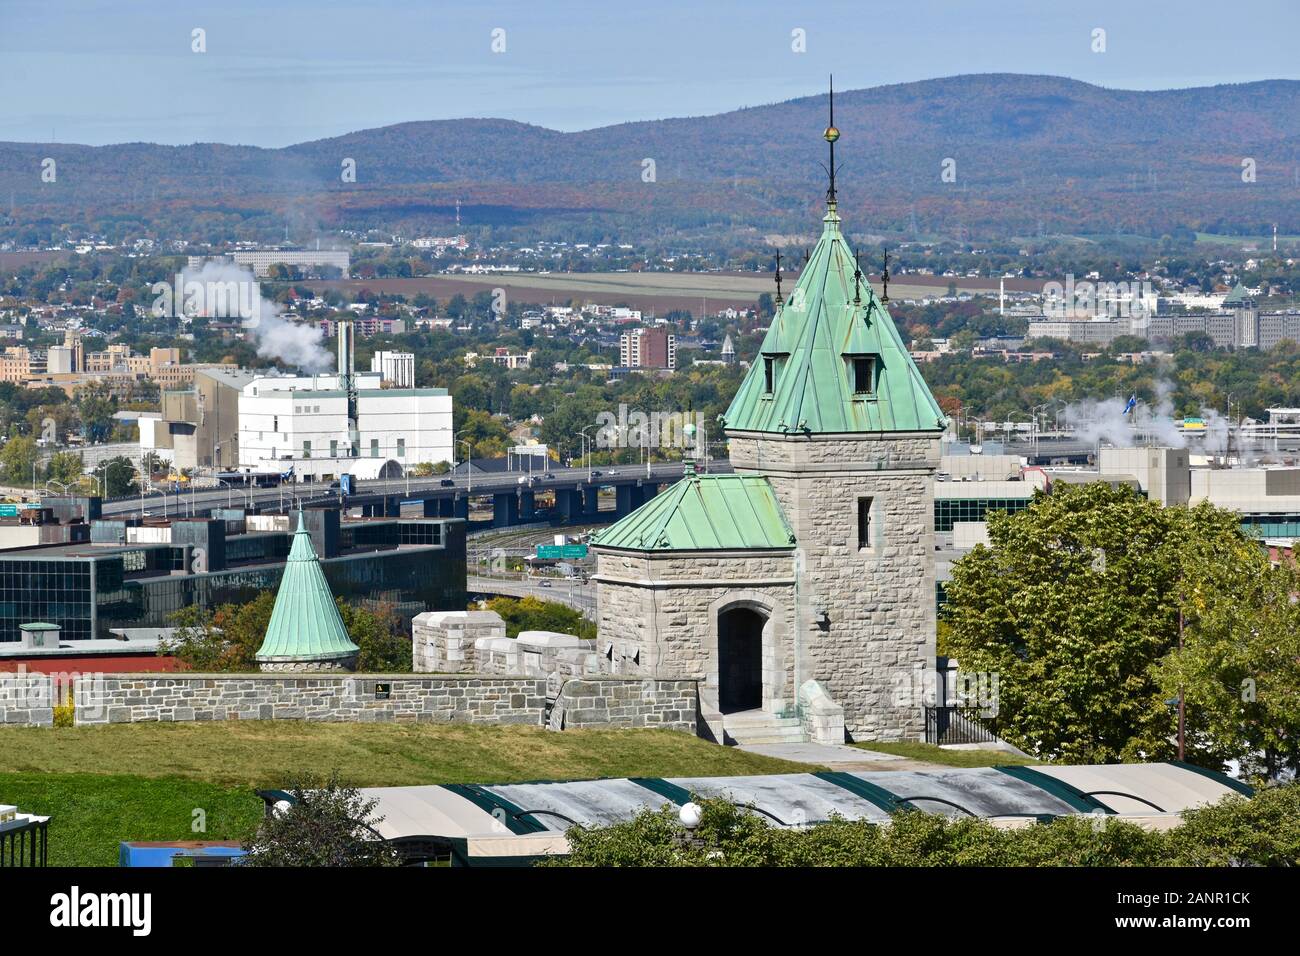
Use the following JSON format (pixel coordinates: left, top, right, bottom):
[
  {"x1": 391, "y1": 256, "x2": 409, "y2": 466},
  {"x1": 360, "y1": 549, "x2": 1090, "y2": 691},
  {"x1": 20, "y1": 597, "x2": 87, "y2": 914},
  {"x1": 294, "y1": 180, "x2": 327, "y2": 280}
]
[
  {"x1": 1, "y1": 818, "x2": 49, "y2": 867},
  {"x1": 925, "y1": 706, "x2": 997, "y2": 746}
]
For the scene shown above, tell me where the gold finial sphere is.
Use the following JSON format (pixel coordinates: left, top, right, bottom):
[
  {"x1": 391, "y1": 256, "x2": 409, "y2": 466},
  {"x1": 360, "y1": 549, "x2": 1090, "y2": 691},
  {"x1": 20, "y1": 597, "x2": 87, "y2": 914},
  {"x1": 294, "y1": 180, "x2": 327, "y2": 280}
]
[{"x1": 823, "y1": 126, "x2": 840, "y2": 143}]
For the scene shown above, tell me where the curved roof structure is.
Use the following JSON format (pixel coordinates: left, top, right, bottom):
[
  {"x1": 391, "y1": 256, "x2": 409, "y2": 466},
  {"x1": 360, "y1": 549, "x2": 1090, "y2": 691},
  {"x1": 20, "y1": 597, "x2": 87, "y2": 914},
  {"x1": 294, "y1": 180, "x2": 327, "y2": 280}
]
[
  {"x1": 255, "y1": 511, "x2": 359, "y2": 663},
  {"x1": 723, "y1": 202, "x2": 946, "y2": 436},
  {"x1": 591, "y1": 470, "x2": 796, "y2": 552},
  {"x1": 308, "y1": 761, "x2": 1250, "y2": 865},
  {"x1": 348, "y1": 457, "x2": 404, "y2": 480}
]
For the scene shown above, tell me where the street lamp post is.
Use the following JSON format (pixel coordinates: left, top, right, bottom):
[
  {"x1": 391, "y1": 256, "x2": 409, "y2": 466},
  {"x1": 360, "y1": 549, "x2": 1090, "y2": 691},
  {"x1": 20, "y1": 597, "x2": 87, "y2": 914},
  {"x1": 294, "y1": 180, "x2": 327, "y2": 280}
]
[
  {"x1": 577, "y1": 426, "x2": 598, "y2": 483},
  {"x1": 456, "y1": 437, "x2": 475, "y2": 518}
]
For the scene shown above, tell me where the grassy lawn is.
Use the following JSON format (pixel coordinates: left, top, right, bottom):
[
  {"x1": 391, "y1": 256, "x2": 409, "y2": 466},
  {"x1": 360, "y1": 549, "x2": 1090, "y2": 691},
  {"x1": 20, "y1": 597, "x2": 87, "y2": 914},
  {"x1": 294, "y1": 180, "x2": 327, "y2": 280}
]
[
  {"x1": 856, "y1": 740, "x2": 1038, "y2": 768},
  {"x1": 0, "y1": 772, "x2": 263, "y2": 867},
  {"x1": 0, "y1": 721, "x2": 811, "y2": 865},
  {"x1": 0, "y1": 721, "x2": 808, "y2": 787}
]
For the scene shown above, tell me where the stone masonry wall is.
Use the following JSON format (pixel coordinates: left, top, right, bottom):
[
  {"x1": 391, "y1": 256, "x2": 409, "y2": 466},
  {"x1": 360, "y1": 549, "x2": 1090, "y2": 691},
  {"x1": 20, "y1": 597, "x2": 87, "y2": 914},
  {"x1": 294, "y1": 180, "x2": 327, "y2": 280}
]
[
  {"x1": 549, "y1": 677, "x2": 697, "y2": 733},
  {"x1": 75, "y1": 674, "x2": 549, "y2": 725},
  {"x1": 0, "y1": 671, "x2": 700, "y2": 734},
  {"x1": 595, "y1": 549, "x2": 797, "y2": 712},
  {"x1": 730, "y1": 433, "x2": 939, "y2": 741},
  {"x1": 0, "y1": 672, "x2": 55, "y2": 727},
  {"x1": 411, "y1": 610, "x2": 507, "y2": 673}
]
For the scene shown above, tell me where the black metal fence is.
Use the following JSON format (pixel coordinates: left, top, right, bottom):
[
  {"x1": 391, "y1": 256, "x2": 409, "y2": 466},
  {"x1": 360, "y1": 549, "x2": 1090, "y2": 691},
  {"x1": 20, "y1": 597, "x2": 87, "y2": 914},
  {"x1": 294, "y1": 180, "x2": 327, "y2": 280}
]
[
  {"x1": 1, "y1": 818, "x2": 49, "y2": 867},
  {"x1": 925, "y1": 706, "x2": 998, "y2": 746}
]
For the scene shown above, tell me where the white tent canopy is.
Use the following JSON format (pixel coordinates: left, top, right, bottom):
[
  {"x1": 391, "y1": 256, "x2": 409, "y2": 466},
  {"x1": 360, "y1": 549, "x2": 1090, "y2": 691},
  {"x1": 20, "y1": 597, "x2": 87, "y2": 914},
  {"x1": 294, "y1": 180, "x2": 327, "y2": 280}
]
[{"x1": 331, "y1": 762, "x2": 1249, "y2": 865}]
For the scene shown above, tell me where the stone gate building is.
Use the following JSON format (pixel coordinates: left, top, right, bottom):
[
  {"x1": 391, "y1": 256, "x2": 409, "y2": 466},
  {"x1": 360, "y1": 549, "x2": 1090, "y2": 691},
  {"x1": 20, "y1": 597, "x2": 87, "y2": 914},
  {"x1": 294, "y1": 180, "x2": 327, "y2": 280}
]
[{"x1": 592, "y1": 187, "x2": 945, "y2": 744}]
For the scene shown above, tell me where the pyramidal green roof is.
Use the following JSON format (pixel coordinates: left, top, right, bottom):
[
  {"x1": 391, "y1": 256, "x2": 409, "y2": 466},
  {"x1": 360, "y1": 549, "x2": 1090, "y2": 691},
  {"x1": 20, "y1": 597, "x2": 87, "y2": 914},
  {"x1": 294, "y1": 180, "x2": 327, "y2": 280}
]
[
  {"x1": 592, "y1": 471, "x2": 795, "y2": 552},
  {"x1": 1223, "y1": 282, "x2": 1252, "y2": 306},
  {"x1": 723, "y1": 203, "x2": 946, "y2": 435},
  {"x1": 256, "y1": 512, "x2": 359, "y2": 662}
]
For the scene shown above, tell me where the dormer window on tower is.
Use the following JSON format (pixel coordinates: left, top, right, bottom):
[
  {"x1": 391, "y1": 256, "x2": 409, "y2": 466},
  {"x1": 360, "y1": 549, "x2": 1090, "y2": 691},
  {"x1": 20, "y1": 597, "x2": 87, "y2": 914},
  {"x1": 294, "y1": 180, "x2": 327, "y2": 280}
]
[
  {"x1": 761, "y1": 351, "x2": 787, "y2": 396},
  {"x1": 846, "y1": 354, "x2": 877, "y2": 397}
]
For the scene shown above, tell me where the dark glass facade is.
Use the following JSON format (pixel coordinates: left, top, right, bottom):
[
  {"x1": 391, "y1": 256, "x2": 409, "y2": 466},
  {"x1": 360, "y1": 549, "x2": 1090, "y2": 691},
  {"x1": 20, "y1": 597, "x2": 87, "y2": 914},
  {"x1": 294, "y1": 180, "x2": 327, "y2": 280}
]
[
  {"x1": 0, "y1": 519, "x2": 465, "y2": 643},
  {"x1": 0, "y1": 559, "x2": 95, "y2": 642},
  {"x1": 934, "y1": 497, "x2": 1032, "y2": 532}
]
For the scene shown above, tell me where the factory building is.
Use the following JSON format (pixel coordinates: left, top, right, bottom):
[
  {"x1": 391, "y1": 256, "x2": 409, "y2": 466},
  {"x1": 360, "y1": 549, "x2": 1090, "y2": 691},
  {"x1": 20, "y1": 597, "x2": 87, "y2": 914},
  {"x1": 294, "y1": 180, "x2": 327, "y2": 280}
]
[{"x1": 237, "y1": 323, "x2": 452, "y2": 479}]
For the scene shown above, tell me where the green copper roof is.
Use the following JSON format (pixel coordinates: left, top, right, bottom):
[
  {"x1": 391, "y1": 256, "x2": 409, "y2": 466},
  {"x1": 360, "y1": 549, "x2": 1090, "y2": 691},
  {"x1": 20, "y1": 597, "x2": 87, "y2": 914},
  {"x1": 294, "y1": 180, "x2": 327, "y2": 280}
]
[
  {"x1": 591, "y1": 472, "x2": 795, "y2": 552},
  {"x1": 723, "y1": 204, "x2": 946, "y2": 435},
  {"x1": 256, "y1": 512, "x2": 359, "y2": 662},
  {"x1": 1223, "y1": 282, "x2": 1252, "y2": 306}
]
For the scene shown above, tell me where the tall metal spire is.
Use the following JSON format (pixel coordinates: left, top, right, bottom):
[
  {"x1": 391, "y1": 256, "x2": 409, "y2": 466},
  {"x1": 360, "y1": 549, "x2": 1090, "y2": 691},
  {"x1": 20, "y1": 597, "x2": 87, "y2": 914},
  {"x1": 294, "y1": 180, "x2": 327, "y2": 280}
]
[
  {"x1": 823, "y1": 75, "x2": 840, "y2": 206},
  {"x1": 880, "y1": 246, "x2": 891, "y2": 304},
  {"x1": 853, "y1": 252, "x2": 863, "y2": 305},
  {"x1": 773, "y1": 251, "x2": 784, "y2": 305}
]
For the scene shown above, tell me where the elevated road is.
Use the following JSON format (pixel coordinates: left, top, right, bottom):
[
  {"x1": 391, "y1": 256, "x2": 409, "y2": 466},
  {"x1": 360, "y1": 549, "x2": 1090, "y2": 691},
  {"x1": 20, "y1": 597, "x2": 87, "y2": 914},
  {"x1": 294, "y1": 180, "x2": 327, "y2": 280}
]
[
  {"x1": 97, "y1": 460, "x2": 731, "y2": 520},
  {"x1": 467, "y1": 574, "x2": 596, "y2": 615}
]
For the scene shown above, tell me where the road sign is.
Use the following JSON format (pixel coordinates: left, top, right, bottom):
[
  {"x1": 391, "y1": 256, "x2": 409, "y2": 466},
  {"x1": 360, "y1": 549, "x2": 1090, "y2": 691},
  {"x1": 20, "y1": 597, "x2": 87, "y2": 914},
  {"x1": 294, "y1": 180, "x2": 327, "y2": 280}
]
[{"x1": 536, "y1": 544, "x2": 588, "y2": 560}]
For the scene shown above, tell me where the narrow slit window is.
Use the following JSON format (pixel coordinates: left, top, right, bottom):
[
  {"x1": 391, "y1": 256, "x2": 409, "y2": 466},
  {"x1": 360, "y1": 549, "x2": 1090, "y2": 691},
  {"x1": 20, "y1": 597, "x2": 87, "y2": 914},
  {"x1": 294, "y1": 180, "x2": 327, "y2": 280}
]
[
  {"x1": 763, "y1": 356, "x2": 775, "y2": 394},
  {"x1": 858, "y1": 496, "x2": 874, "y2": 550}
]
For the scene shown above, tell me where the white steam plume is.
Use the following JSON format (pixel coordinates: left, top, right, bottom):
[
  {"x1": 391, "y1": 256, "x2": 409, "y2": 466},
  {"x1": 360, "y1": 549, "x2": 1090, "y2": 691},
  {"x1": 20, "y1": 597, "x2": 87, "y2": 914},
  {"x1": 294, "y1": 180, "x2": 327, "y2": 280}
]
[
  {"x1": 1060, "y1": 380, "x2": 1187, "y2": 449},
  {"x1": 180, "y1": 261, "x2": 333, "y2": 373}
]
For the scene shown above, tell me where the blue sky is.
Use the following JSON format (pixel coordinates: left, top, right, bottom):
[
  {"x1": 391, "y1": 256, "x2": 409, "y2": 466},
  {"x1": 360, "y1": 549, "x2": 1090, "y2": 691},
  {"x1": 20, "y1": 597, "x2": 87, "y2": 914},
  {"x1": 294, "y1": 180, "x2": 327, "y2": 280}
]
[{"x1": 2, "y1": 0, "x2": 1297, "y2": 147}]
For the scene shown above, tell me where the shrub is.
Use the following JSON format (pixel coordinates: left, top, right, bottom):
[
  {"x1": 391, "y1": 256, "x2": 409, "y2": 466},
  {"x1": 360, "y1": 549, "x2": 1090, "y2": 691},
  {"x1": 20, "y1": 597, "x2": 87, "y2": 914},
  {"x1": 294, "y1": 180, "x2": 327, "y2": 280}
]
[
  {"x1": 52, "y1": 685, "x2": 75, "y2": 728},
  {"x1": 242, "y1": 772, "x2": 402, "y2": 867},
  {"x1": 554, "y1": 785, "x2": 1300, "y2": 867}
]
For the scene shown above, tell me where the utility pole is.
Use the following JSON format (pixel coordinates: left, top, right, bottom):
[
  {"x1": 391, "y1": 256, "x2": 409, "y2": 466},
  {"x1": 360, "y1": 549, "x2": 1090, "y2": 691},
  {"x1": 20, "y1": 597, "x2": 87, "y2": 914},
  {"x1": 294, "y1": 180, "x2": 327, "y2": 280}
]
[{"x1": 1178, "y1": 605, "x2": 1186, "y2": 762}]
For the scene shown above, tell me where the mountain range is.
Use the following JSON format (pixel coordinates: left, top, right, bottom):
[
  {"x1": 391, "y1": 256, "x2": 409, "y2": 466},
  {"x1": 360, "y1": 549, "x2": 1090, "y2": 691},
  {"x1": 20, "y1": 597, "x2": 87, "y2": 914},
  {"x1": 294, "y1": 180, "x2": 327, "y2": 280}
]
[{"x1": 3, "y1": 73, "x2": 1299, "y2": 240}]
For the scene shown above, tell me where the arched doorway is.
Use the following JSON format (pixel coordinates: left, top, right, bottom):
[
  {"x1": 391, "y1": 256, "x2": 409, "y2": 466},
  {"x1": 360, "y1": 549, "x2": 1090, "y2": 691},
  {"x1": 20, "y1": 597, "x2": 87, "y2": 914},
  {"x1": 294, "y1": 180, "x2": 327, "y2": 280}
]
[{"x1": 717, "y1": 606, "x2": 765, "y2": 713}]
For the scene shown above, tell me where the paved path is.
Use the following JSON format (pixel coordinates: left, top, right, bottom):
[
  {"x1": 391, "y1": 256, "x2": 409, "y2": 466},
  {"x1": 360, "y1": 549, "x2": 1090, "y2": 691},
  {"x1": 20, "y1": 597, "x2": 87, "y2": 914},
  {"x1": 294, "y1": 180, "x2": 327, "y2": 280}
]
[{"x1": 739, "y1": 741, "x2": 946, "y2": 772}]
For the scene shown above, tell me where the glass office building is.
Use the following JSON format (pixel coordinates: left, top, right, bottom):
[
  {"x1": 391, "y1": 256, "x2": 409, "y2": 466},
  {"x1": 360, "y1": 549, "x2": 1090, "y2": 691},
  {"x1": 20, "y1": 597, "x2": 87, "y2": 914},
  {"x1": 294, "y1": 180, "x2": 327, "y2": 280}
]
[
  {"x1": 0, "y1": 518, "x2": 465, "y2": 644},
  {"x1": 933, "y1": 496, "x2": 1033, "y2": 533}
]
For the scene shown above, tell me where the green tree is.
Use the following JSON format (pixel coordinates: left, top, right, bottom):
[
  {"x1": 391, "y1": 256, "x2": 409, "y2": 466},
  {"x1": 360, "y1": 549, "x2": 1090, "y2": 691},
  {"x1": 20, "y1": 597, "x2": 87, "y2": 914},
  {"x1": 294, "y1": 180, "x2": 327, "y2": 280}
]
[
  {"x1": 242, "y1": 773, "x2": 401, "y2": 867},
  {"x1": 454, "y1": 407, "x2": 511, "y2": 459},
  {"x1": 163, "y1": 591, "x2": 273, "y2": 671},
  {"x1": 164, "y1": 592, "x2": 410, "y2": 672},
  {"x1": 1155, "y1": 537, "x2": 1300, "y2": 781},
  {"x1": 338, "y1": 599, "x2": 411, "y2": 672},
  {"x1": 482, "y1": 596, "x2": 595, "y2": 640},
  {"x1": 0, "y1": 435, "x2": 39, "y2": 486},
  {"x1": 942, "y1": 482, "x2": 1249, "y2": 764},
  {"x1": 75, "y1": 385, "x2": 118, "y2": 442},
  {"x1": 45, "y1": 450, "x2": 86, "y2": 488},
  {"x1": 92, "y1": 455, "x2": 140, "y2": 497}
]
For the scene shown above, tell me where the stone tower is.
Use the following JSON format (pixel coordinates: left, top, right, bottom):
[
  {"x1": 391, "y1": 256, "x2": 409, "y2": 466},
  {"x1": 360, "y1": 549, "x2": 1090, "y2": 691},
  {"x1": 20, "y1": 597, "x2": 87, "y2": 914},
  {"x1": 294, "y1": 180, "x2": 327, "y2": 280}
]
[
  {"x1": 591, "y1": 87, "x2": 946, "y2": 741},
  {"x1": 720, "y1": 195, "x2": 946, "y2": 739}
]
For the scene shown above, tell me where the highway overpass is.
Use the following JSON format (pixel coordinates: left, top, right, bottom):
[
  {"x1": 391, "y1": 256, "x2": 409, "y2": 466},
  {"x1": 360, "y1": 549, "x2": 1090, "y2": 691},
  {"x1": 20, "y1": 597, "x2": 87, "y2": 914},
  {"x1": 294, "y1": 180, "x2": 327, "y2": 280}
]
[{"x1": 95, "y1": 460, "x2": 732, "y2": 528}]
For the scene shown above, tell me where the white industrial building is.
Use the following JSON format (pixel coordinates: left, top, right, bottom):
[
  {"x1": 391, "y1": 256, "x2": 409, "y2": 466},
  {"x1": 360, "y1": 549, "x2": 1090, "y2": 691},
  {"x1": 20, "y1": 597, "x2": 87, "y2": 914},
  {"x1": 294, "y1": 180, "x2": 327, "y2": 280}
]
[
  {"x1": 370, "y1": 350, "x2": 415, "y2": 388},
  {"x1": 187, "y1": 250, "x2": 350, "y2": 278},
  {"x1": 237, "y1": 324, "x2": 451, "y2": 480}
]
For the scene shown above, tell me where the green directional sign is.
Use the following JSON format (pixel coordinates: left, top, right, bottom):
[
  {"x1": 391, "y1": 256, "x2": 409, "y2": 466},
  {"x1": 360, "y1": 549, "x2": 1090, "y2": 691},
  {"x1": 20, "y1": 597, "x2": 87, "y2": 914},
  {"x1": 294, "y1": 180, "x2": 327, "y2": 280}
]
[{"x1": 536, "y1": 544, "x2": 589, "y2": 559}]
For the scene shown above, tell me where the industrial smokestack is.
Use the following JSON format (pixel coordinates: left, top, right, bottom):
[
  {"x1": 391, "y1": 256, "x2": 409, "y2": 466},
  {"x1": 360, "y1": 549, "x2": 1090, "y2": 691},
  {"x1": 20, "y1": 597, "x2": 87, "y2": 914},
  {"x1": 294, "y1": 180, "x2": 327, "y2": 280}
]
[{"x1": 338, "y1": 320, "x2": 359, "y2": 457}]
